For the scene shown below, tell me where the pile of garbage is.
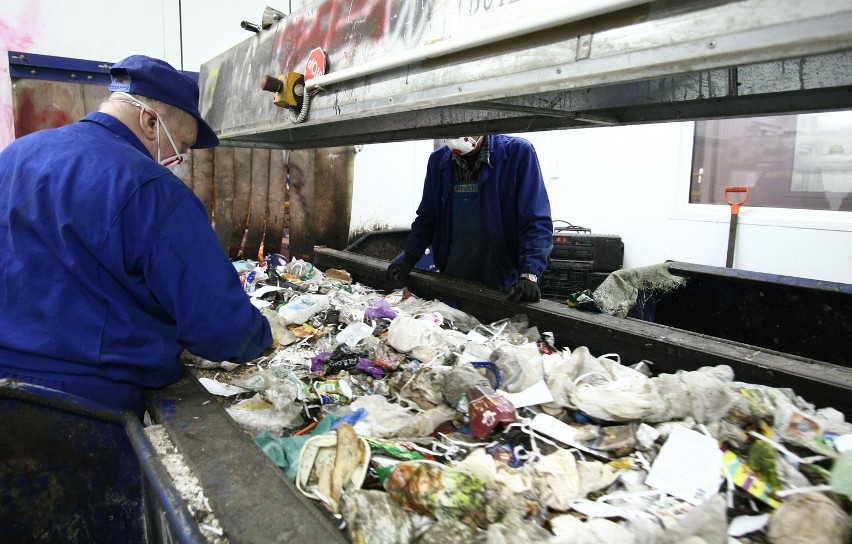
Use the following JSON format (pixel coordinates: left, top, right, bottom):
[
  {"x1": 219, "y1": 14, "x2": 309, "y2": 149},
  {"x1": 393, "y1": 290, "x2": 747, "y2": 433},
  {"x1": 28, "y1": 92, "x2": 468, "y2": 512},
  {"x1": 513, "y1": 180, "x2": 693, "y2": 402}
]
[{"x1": 190, "y1": 255, "x2": 852, "y2": 544}]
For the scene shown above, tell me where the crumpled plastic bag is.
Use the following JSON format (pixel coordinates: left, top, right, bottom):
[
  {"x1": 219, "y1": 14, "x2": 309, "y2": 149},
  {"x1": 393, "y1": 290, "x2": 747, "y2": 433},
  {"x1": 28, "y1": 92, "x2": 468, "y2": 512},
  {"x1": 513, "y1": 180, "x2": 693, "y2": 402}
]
[
  {"x1": 532, "y1": 449, "x2": 621, "y2": 511},
  {"x1": 491, "y1": 342, "x2": 545, "y2": 393},
  {"x1": 549, "y1": 515, "x2": 636, "y2": 544},
  {"x1": 386, "y1": 316, "x2": 466, "y2": 357},
  {"x1": 226, "y1": 394, "x2": 304, "y2": 435},
  {"x1": 543, "y1": 346, "x2": 652, "y2": 418},
  {"x1": 455, "y1": 448, "x2": 541, "y2": 523},
  {"x1": 767, "y1": 492, "x2": 850, "y2": 544},
  {"x1": 232, "y1": 366, "x2": 307, "y2": 411},
  {"x1": 415, "y1": 519, "x2": 477, "y2": 544},
  {"x1": 443, "y1": 363, "x2": 492, "y2": 409},
  {"x1": 621, "y1": 494, "x2": 728, "y2": 544},
  {"x1": 255, "y1": 414, "x2": 340, "y2": 481},
  {"x1": 560, "y1": 348, "x2": 737, "y2": 423},
  {"x1": 644, "y1": 365, "x2": 736, "y2": 423},
  {"x1": 484, "y1": 511, "x2": 554, "y2": 544},
  {"x1": 394, "y1": 296, "x2": 481, "y2": 333},
  {"x1": 387, "y1": 365, "x2": 451, "y2": 411},
  {"x1": 568, "y1": 350, "x2": 660, "y2": 422},
  {"x1": 341, "y1": 489, "x2": 416, "y2": 544},
  {"x1": 364, "y1": 297, "x2": 398, "y2": 321},
  {"x1": 347, "y1": 395, "x2": 457, "y2": 438}
]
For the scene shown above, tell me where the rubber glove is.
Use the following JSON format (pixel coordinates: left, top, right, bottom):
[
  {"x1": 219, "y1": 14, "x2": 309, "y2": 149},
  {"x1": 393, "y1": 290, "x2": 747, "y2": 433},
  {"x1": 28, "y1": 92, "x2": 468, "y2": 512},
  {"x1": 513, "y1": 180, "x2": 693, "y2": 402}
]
[
  {"x1": 386, "y1": 256, "x2": 417, "y2": 285},
  {"x1": 508, "y1": 277, "x2": 541, "y2": 303}
]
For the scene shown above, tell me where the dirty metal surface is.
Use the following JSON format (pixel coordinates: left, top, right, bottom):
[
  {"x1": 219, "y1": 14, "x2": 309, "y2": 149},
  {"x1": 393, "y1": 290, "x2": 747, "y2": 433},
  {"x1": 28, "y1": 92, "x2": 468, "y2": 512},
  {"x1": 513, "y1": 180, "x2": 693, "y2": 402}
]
[
  {"x1": 0, "y1": 380, "x2": 204, "y2": 544},
  {"x1": 315, "y1": 247, "x2": 852, "y2": 418},
  {"x1": 146, "y1": 370, "x2": 347, "y2": 544},
  {"x1": 201, "y1": 0, "x2": 852, "y2": 149}
]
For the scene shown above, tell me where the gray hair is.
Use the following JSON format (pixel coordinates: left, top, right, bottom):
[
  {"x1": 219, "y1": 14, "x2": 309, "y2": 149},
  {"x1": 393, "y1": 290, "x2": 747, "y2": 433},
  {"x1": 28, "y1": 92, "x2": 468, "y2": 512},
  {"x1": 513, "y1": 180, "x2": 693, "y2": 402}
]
[{"x1": 103, "y1": 92, "x2": 185, "y2": 122}]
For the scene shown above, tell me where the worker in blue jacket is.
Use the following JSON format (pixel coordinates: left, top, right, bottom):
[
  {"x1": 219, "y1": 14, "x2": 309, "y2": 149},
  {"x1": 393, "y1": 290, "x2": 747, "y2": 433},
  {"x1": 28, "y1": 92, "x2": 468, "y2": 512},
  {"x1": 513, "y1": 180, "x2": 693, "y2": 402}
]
[
  {"x1": 387, "y1": 134, "x2": 553, "y2": 302},
  {"x1": 0, "y1": 55, "x2": 273, "y2": 418}
]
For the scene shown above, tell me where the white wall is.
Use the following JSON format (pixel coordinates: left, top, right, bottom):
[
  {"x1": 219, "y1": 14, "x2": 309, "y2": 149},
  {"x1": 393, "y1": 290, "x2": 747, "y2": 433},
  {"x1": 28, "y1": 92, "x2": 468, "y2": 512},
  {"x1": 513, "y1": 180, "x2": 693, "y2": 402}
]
[{"x1": 2, "y1": 0, "x2": 850, "y2": 284}]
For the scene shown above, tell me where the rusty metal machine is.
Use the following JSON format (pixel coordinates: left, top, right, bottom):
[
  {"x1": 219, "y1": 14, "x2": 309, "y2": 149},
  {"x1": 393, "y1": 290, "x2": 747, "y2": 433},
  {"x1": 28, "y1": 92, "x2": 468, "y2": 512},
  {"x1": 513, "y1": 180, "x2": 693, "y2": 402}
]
[{"x1": 144, "y1": 0, "x2": 852, "y2": 541}]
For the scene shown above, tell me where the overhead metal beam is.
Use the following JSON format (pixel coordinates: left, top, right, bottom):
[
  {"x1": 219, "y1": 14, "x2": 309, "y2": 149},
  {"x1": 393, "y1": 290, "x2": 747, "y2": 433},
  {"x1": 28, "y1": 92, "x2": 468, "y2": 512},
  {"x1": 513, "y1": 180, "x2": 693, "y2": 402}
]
[{"x1": 202, "y1": 0, "x2": 852, "y2": 149}]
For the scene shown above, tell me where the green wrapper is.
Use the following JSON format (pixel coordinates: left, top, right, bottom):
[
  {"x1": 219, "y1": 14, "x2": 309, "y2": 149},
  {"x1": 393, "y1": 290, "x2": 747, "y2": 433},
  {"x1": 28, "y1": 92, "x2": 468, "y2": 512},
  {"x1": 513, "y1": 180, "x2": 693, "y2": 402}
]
[{"x1": 382, "y1": 461, "x2": 487, "y2": 528}]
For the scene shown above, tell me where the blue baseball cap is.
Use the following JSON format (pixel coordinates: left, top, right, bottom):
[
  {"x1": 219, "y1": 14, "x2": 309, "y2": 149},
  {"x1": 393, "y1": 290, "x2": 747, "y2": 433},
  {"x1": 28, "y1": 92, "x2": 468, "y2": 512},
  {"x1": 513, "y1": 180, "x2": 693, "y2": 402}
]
[{"x1": 109, "y1": 55, "x2": 218, "y2": 149}]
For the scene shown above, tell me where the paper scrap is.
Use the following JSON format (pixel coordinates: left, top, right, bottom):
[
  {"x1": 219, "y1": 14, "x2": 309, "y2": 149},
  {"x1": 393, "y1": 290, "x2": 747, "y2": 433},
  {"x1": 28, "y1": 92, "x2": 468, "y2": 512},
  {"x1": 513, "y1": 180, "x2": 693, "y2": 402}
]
[
  {"x1": 728, "y1": 513, "x2": 770, "y2": 537},
  {"x1": 198, "y1": 377, "x2": 245, "y2": 397},
  {"x1": 498, "y1": 379, "x2": 554, "y2": 408},
  {"x1": 645, "y1": 425, "x2": 723, "y2": 505},
  {"x1": 530, "y1": 413, "x2": 608, "y2": 459},
  {"x1": 249, "y1": 285, "x2": 285, "y2": 298}
]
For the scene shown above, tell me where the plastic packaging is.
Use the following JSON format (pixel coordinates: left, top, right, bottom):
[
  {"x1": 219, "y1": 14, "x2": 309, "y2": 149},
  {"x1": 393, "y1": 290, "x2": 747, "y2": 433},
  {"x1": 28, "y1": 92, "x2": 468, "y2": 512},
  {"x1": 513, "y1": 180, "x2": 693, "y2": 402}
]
[
  {"x1": 830, "y1": 434, "x2": 852, "y2": 497},
  {"x1": 278, "y1": 293, "x2": 329, "y2": 325}
]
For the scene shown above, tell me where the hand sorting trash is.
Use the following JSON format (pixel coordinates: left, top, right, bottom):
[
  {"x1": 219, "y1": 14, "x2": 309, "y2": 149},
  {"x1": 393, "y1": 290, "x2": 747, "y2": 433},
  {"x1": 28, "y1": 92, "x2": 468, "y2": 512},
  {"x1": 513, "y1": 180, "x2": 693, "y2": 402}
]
[{"x1": 189, "y1": 254, "x2": 852, "y2": 544}]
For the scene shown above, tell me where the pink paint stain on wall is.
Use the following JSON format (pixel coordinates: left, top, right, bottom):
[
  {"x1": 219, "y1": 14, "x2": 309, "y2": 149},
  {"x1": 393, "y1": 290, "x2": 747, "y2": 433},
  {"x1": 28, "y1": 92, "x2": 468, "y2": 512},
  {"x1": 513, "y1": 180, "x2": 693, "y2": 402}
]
[
  {"x1": 1, "y1": 3, "x2": 43, "y2": 150},
  {"x1": 0, "y1": 18, "x2": 35, "y2": 51},
  {"x1": 0, "y1": 62, "x2": 14, "y2": 151}
]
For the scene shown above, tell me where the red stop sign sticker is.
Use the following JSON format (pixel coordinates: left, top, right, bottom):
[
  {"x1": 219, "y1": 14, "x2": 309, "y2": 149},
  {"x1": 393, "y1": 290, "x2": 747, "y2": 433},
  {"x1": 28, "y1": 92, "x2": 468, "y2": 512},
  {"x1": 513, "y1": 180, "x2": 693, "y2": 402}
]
[{"x1": 305, "y1": 47, "x2": 327, "y2": 81}]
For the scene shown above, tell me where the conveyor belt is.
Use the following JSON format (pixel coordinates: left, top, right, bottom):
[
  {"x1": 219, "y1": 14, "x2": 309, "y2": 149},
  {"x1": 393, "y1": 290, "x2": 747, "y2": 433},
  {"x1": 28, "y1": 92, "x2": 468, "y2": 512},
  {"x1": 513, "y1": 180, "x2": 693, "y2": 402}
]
[
  {"x1": 146, "y1": 371, "x2": 347, "y2": 544},
  {"x1": 315, "y1": 247, "x2": 852, "y2": 417}
]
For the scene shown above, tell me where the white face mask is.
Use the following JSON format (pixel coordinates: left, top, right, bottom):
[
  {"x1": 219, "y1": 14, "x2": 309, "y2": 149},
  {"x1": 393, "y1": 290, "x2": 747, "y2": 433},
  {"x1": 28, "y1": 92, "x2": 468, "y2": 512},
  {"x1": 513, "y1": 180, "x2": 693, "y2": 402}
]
[
  {"x1": 443, "y1": 136, "x2": 482, "y2": 155},
  {"x1": 115, "y1": 92, "x2": 190, "y2": 177},
  {"x1": 156, "y1": 119, "x2": 190, "y2": 177}
]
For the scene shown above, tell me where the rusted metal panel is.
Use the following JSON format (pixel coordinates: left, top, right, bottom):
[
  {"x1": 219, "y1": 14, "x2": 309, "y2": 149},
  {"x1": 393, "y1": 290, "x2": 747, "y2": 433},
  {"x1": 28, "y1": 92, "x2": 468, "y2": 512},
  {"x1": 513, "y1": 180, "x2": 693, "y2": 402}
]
[
  {"x1": 200, "y1": 0, "x2": 852, "y2": 149},
  {"x1": 213, "y1": 147, "x2": 236, "y2": 253},
  {"x1": 287, "y1": 149, "x2": 316, "y2": 261},
  {"x1": 11, "y1": 79, "x2": 99, "y2": 136},
  {"x1": 264, "y1": 149, "x2": 289, "y2": 256},
  {"x1": 231, "y1": 148, "x2": 253, "y2": 258},
  {"x1": 190, "y1": 148, "x2": 215, "y2": 218},
  {"x1": 246, "y1": 148, "x2": 270, "y2": 260}
]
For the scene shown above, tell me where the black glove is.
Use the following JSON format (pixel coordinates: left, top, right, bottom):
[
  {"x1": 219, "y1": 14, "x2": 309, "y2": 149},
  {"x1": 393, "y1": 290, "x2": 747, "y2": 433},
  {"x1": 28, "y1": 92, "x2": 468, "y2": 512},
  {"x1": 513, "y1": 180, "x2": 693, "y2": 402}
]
[
  {"x1": 386, "y1": 256, "x2": 416, "y2": 284},
  {"x1": 508, "y1": 277, "x2": 541, "y2": 303}
]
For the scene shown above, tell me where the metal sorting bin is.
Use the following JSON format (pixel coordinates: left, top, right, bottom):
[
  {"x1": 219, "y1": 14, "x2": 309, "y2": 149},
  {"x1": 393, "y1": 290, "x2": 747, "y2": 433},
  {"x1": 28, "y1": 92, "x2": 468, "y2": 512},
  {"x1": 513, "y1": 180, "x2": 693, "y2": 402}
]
[
  {"x1": 0, "y1": 379, "x2": 204, "y2": 543},
  {"x1": 632, "y1": 261, "x2": 852, "y2": 369}
]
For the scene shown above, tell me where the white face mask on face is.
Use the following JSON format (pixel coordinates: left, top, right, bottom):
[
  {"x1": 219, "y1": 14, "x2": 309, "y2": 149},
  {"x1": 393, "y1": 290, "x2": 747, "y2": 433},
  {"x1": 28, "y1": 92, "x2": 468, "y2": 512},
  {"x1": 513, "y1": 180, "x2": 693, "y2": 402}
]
[
  {"x1": 156, "y1": 119, "x2": 191, "y2": 178},
  {"x1": 115, "y1": 92, "x2": 190, "y2": 177},
  {"x1": 443, "y1": 136, "x2": 482, "y2": 155}
]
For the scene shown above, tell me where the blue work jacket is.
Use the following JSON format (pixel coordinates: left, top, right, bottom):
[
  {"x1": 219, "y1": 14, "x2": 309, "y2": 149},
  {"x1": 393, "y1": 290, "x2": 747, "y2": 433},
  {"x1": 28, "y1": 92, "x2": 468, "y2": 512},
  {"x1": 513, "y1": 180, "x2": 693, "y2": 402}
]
[
  {"x1": 404, "y1": 135, "x2": 553, "y2": 288},
  {"x1": 0, "y1": 113, "x2": 271, "y2": 392}
]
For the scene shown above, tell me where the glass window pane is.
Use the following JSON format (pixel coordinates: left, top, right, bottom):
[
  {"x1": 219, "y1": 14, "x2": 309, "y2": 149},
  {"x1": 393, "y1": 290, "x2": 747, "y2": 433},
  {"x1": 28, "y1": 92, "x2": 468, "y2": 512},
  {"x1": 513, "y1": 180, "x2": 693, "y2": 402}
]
[{"x1": 690, "y1": 112, "x2": 852, "y2": 211}]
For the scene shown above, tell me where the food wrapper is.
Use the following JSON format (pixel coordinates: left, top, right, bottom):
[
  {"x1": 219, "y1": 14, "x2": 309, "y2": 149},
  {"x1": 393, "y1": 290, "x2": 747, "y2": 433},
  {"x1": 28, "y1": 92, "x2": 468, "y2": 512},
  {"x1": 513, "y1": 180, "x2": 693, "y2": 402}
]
[
  {"x1": 382, "y1": 461, "x2": 487, "y2": 528},
  {"x1": 308, "y1": 378, "x2": 353, "y2": 405},
  {"x1": 367, "y1": 438, "x2": 433, "y2": 461},
  {"x1": 467, "y1": 385, "x2": 515, "y2": 439},
  {"x1": 311, "y1": 345, "x2": 384, "y2": 379},
  {"x1": 290, "y1": 323, "x2": 322, "y2": 339},
  {"x1": 721, "y1": 448, "x2": 780, "y2": 508}
]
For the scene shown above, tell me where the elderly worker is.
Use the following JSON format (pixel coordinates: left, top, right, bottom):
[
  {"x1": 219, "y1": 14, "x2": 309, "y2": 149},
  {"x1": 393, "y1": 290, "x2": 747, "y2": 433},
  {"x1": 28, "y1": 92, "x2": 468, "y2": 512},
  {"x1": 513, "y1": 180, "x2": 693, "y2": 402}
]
[
  {"x1": 388, "y1": 134, "x2": 553, "y2": 302},
  {"x1": 0, "y1": 55, "x2": 273, "y2": 417}
]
